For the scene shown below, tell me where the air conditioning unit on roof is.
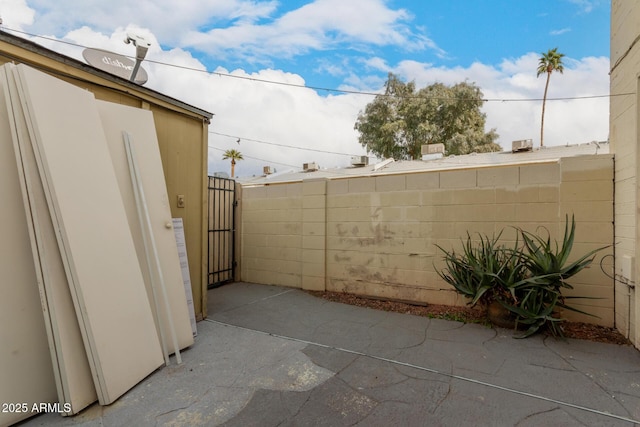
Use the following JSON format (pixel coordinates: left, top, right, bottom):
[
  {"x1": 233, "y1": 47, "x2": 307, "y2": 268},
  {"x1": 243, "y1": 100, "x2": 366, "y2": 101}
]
[
  {"x1": 512, "y1": 139, "x2": 533, "y2": 152},
  {"x1": 421, "y1": 143, "x2": 445, "y2": 155},
  {"x1": 350, "y1": 156, "x2": 368, "y2": 167},
  {"x1": 303, "y1": 162, "x2": 319, "y2": 171}
]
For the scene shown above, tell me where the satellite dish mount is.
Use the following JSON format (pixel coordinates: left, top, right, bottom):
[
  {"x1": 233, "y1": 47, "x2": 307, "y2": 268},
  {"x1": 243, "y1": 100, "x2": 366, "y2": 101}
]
[{"x1": 124, "y1": 33, "x2": 150, "y2": 83}]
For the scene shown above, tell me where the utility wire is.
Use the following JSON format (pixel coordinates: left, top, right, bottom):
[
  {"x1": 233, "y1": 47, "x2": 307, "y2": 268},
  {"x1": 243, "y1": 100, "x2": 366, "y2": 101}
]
[
  {"x1": 3, "y1": 26, "x2": 617, "y2": 165},
  {"x1": 1, "y1": 26, "x2": 633, "y2": 102},
  {"x1": 210, "y1": 130, "x2": 365, "y2": 157},
  {"x1": 209, "y1": 144, "x2": 300, "y2": 169},
  {"x1": 209, "y1": 144, "x2": 379, "y2": 177}
]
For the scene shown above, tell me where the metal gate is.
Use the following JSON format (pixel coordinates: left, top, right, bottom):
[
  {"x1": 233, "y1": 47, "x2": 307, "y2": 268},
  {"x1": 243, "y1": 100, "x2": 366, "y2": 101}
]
[{"x1": 207, "y1": 176, "x2": 236, "y2": 288}]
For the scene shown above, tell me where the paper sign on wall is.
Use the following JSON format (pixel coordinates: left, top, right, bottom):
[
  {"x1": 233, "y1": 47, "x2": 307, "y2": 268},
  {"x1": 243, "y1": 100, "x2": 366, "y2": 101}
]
[{"x1": 173, "y1": 218, "x2": 197, "y2": 337}]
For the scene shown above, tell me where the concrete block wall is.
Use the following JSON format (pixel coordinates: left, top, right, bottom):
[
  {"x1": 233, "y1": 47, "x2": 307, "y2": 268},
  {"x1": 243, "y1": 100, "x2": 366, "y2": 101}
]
[
  {"x1": 610, "y1": 0, "x2": 639, "y2": 346},
  {"x1": 301, "y1": 178, "x2": 327, "y2": 291},
  {"x1": 325, "y1": 157, "x2": 614, "y2": 325},
  {"x1": 239, "y1": 155, "x2": 614, "y2": 326},
  {"x1": 240, "y1": 184, "x2": 303, "y2": 287},
  {"x1": 558, "y1": 156, "x2": 614, "y2": 323}
]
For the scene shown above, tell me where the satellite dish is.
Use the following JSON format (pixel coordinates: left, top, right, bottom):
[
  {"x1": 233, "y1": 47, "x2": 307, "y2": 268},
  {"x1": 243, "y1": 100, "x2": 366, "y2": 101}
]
[{"x1": 82, "y1": 48, "x2": 148, "y2": 85}]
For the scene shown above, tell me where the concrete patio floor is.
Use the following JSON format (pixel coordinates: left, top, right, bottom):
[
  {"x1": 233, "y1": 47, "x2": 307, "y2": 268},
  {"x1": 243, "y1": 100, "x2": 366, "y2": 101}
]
[{"x1": 20, "y1": 282, "x2": 640, "y2": 426}]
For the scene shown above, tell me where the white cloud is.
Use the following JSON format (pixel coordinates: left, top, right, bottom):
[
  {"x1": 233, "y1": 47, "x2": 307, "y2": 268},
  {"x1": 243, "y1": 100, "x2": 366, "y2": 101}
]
[
  {"x1": 314, "y1": 58, "x2": 347, "y2": 77},
  {"x1": 483, "y1": 56, "x2": 609, "y2": 147},
  {"x1": 550, "y1": 28, "x2": 571, "y2": 35},
  {"x1": 380, "y1": 53, "x2": 609, "y2": 149},
  {"x1": 361, "y1": 56, "x2": 391, "y2": 73},
  {"x1": 10, "y1": 0, "x2": 446, "y2": 97},
  {"x1": 0, "y1": 0, "x2": 35, "y2": 29},
  {"x1": 180, "y1": 0, "x2": 440, "y2": 62},
  {"x1": 45, "y1": 26, "x2": 609, "y2": 174},
  {"x1": 7, "y1": 2, "x2": 609, "y2": 177},
  {"x1": 196, "y1": 51, "x2": 607, "y2": 175},
  {"x1": 567, "y1": 0, "x2": 601, "y2": 14},
  {"x1": 17, "y1": 0, "x2": 439, "y2": 65},
  {"x1": 21, "y1": 0, "x2": 276, "y2": 44},
  {"x1": 133, "y1": 49, "x2": 368, "y2": 176}
]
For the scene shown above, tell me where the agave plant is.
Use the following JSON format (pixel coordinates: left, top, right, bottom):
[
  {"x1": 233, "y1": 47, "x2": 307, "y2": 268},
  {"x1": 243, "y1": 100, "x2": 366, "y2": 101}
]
[
  {"x1": 436, "y1": 231, "x2": 525, "y2": 307},
  {"x1": 501, "y1": 215, "x2": 610, "y2": 337},
  {"x1": 500, "y1": 278, "x2": 566, "y2": 337},
  {"x1": 518, "y1": 215, "x2": 605, "y2": 288},
  {"x1": 436, "y1": 215, "x2": 609, "y2": 338}
]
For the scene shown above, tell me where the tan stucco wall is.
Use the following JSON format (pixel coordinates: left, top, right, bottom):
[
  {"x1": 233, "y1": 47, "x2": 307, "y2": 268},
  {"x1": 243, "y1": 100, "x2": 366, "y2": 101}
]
[
  {"x1": 611, "y1": 0, "x2": 640, "y2": 346},
  {"x1": 241, "y1": 156, "x2": 614, "y2": 326}
]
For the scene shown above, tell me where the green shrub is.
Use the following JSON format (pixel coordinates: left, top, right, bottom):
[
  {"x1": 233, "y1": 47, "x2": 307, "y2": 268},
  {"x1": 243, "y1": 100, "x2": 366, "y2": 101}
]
[{"x1": 436, "y1": 215, "x2": 608, "y2": 338}]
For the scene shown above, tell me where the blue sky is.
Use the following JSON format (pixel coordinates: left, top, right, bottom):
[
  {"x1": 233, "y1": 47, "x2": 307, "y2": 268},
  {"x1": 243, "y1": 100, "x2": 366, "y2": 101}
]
[
  {"x1": 1, "y1": 0, "x2": 612, "y2": 176},
  {"x1": 182, "y1": 0, "x2": 610, "y2": 91}
]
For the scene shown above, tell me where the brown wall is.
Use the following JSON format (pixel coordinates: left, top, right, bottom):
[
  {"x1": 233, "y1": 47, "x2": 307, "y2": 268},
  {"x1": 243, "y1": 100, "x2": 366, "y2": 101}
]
[{"x1": 241, "y1": 156, "x2": 615, "y2": 326}]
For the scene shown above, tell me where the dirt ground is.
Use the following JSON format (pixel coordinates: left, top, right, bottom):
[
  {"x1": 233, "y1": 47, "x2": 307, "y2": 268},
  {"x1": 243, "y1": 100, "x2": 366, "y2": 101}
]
[{"x1": 308, "y1": 291, "x2": 632, "y2": 346}]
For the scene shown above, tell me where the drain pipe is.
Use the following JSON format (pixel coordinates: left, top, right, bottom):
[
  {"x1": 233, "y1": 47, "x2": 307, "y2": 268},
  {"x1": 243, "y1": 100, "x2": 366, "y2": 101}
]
[
  {"x1": 627, "y1": 284, "x2": 635, "y2": 339},
  {"x1": 612, "y1": 156, "x2": 637, "y2": 339},
  {"x1": 610, "y1": 156, "x2": 635, "y2": 339}
]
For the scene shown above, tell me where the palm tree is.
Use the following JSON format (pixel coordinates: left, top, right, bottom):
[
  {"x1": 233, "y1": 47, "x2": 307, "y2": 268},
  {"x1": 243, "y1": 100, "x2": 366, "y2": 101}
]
[
  {"x1": 537, "y1": 48, "x2": 565, "y2": 148},
  {"x1": 222, "y1": 149, "x2": 243, "y2": 178}
]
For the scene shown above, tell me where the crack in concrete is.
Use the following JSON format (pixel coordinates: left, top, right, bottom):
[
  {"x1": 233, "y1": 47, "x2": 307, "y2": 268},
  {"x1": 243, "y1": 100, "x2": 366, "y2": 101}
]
[
  {"x1": 394, "y1": 362, "x2": 452, "y2": 384},
  {"x1": 431, "y1": 377, "x2": 452, "y2": 415},
  {"x1": 365, "y1": 314, "x2": 433, "y2": 352},
  {"x1": 542, "y1": 336, "x2": 637, "y2": 422},
  {"x1": 515, "y1": 406, "x2": 588, "y2": 427},
  {"x1": 288, "y1": 390, "x2": 314, "y2": 422},
  {"x1": 212, "y1": 289, "x2": 296, "y2": 315},
  {"x1": 153, "y1": 386, "x2": 212, "y2": 426},
  {"x1": 208, "y1": 319, "x2": 640, "y2": 425},
  {"x1": 481, "y1": 327, "x2": 499, "y2": 344},
  {"x1": 333, "y1": 377, "x2": 380, "y2": 425},
  {"x1": 528, "y1": 362, "x2": 576, "y2": 372}
]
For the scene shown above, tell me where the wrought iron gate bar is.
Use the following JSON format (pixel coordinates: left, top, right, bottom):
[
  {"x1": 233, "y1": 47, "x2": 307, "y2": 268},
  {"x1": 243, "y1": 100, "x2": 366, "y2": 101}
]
[{"x1": 207, "y1": 176, "x2": 236, "y2": 288}]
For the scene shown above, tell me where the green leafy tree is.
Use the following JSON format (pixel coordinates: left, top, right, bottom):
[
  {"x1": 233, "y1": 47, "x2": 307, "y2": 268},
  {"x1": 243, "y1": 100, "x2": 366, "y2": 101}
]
[
  {"x1": 222, "y1": 149, "x2": 243, "y2": 178},
  {"x1": 354, "y1": 73, "x2": 500, "y2": 160},
  {"x1": 537, "y1": 48, "x2": 565, "y2": 148}
]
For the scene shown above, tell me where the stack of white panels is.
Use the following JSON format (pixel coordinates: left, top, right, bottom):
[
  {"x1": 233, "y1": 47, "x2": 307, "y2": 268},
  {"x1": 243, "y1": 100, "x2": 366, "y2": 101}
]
[
  {"x1": 1, "y1": 65, "x2": 97, "y2": 420},
  {"x1": 0, "y1": 63, "x2": 195, "y2": 425},
  {"x1": 0, "y1": 66, "x2": 58, "y2": 427},
  {"x1": 97, "y1": 101, "x2": 196, "y2": 352}
]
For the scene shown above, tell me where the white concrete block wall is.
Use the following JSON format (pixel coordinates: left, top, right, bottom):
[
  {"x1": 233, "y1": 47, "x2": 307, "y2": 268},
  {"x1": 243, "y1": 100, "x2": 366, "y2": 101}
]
[
  {"x1": 323, "y1": 159, "x2": 614, "y2": 325},
  {"x1": 611, "y1": 0, "x2": 639, "y2": 346},
  {"x1": 240, "y1": 185, "x2": 303, "y2": 287},
  {"x1": 240, "y1": 156, "x2": 615, "y2": 327}
]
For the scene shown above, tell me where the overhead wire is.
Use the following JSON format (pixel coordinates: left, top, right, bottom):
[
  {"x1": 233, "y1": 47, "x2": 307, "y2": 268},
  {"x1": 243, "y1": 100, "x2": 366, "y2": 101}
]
[
  {"x1": 209, "y1": 130, "x2": 364, "y2": 157},
  {"x1": 209, "y1": 144, "x2": 300, "y2": 169},
  {"x1": 1, "y1": 26, "x2": 368, "y2": 161},
  {"x1": 209, "y1": 144, "x2": 381, "y2": 177},
  {"x1": 0, "y1": 26, "x2": 633, "y2": 103},
  {"x1": 3, "y1": 25, "x2": 627, "y2": 166}
]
